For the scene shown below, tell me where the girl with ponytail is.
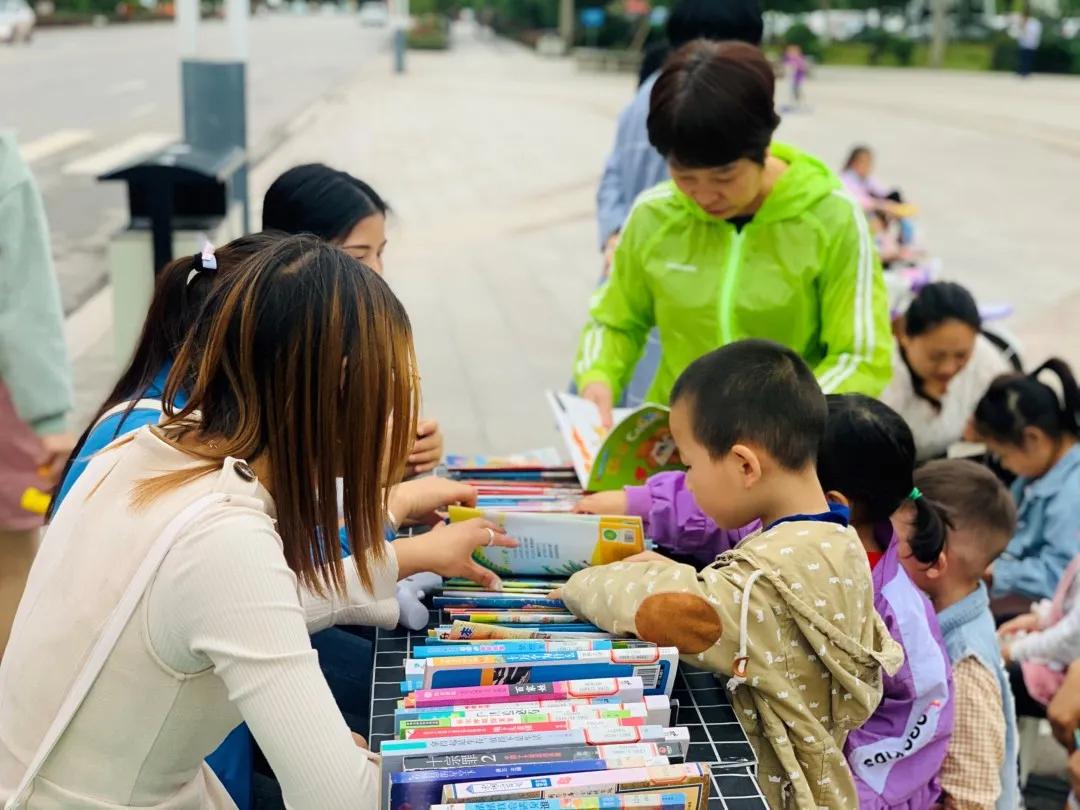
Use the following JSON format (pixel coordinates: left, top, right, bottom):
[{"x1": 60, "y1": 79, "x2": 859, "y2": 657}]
[
  {"x1": 975, "y1": 358, "x2": 1080, "y2": 606},
  {"x1": 817, "y1": 394, "x2": 956, "y2": 809}
]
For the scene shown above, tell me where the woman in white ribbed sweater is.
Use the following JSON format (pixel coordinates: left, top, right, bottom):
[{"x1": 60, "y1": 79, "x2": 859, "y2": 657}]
[{"x1": 0, "y1": 236, "x2": 512, "y2": 809}]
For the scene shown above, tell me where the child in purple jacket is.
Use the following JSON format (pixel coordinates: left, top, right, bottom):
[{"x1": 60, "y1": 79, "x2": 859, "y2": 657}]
[{"x1": 577, "y1": 394, "x2": 955, "y2": 809}]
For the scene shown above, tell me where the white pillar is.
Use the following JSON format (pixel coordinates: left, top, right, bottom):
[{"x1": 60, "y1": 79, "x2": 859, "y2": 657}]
[
  {"x1": 176, "y1": 0, "x2": 198, "y2": 58},
  {"x1": 226, "y1": 0, "x2": 250, "y2": 62}
]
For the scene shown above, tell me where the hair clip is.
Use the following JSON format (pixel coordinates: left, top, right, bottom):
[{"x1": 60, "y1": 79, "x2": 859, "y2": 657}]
[{"x1": 186, "y1": 241, "x2": 217, "y2": 286}]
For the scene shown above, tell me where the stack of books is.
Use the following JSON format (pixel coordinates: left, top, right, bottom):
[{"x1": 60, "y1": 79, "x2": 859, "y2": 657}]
[
  {"x1": 380, "y1": 582, "x2": 706, "y2": 810},
  {"x1": 446, "y1": 454, "x2": 583, "y2": 513}
]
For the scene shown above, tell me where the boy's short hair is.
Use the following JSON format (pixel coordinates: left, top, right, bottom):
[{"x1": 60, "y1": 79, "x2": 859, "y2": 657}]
[
  {"x1": 914, "y1": 460, "x2": 1017, "y2": 573},
  {"x1": 648, "y1": 40, "x2": 781, "y2": 168},
  {"x1": 670, "y1": 339, "x2": 826, "y2": 471}
]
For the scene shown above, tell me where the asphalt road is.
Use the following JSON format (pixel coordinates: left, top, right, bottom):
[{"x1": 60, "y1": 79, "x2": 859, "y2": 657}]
[{"x1": 0, "y1": 14, "x2": 387, "y2": 313}]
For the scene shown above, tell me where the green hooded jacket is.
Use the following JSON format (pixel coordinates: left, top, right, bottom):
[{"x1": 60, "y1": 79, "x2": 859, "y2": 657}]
[{"x1": 574, "y1": 142, "x2": 893, "y2": 403}]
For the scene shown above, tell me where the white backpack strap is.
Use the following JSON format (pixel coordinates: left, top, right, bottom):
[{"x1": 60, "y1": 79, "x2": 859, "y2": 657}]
[
  {"x1": 95, "y1": 398, "x2": 166, "y2": 427},
  {"x1": 5, "y1": 492, "x2": 228, "y2": 810}
]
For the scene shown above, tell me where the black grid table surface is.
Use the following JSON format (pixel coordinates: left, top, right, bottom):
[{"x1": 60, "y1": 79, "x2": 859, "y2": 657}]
[{"x1": 370, "y1": 609, "x2": 769, "y2": 810}]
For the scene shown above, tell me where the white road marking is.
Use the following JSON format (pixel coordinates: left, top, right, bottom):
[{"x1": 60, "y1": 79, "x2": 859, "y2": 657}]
[
  {"x1": 21, "y1": 130, "x2": 93, "y2": 163},
  {"x1": 107, "y1": 79, "x2": 148, "y2": 95},
  {"x1": 63, "y1": 132, "x2": 175, "y2": 176},
  {"x1": 129, "y1": 103, "x2": 157, "y2": 120}
]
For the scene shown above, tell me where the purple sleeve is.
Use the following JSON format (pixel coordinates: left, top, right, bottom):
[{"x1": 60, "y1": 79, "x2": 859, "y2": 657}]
[{"x1": 624, "y1": 471, "x2": 757, "y2": 565}]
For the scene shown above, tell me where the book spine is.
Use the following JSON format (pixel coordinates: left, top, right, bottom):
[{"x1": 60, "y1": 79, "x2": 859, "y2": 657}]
[
  {"x1": 407, "y1": 678, "x2": 642, "y2": 709},
  {"x1": 400, "y1": 742, "x2": 682, "y2": 773},
  {"x1": 433, "y1": 794, "x2": 690, "y2": 810},
  {"x1": 444, "y1": 764, "x2": 706, "y2": 801},
  {"x1": 404, "y1": 718, "x2": 645, "y2": 741},
  {"x1": 380, "y1": 724, "x2": 672, "y2": 756}
]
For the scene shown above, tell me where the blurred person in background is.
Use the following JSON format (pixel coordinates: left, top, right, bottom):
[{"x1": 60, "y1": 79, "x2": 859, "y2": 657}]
[
  {"x1": 0, "y1": 132, "x2": 73, "y2": 660},
  {"x1": 596, "y1": 0, "x2": 764, "y2": 276},
  {"x1": 592, "y1": 0, "x2": 763, "y2": 408},
  {"x1": 1017, "y1": 6, "x2": 1042, "y2": 78}
]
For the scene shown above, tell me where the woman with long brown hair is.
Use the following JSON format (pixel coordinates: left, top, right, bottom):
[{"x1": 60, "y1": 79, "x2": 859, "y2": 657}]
[{"x1": 0, "y1": 236, "x2": 510, "y2": 808}]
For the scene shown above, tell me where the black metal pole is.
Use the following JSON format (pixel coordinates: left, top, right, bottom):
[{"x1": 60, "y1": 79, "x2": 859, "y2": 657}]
[{"x1": 149, "y1": 180, "x2": 175, "y2": 274}]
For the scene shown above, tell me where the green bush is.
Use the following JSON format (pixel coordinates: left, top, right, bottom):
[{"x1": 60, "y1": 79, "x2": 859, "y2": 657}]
[
  {"x1": 990, "y1": 30, "x2": 1080, "y2": 74},
  {"x1": 891, "y1": 35, "x2": 915, "y2": 66},
  {"x1": 783, "y1": 22, "x2": 822, "y2": 60},
  {"x1": 1034, "y1": 34, "x2": 1078, "y2": 73},
  {"x1": 856, "y1": 29, "x2": 916, "y2": 66},
  {"x1": 407, "y1": 13, "x2": 450, "y2": 49}
]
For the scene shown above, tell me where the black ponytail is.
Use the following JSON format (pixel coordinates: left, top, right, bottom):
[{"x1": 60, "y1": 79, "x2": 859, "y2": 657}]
[
  {"x1": 818, "y1": 394, "x2": 950, "y2": 564},
  {"x1": 974, "y1": 357, "x2": 1080, "y2": 446}
]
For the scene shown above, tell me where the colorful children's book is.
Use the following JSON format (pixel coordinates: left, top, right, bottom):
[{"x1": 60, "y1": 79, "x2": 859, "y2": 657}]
[
  {"x1": 411, "y1": 640, "x2": 614, "y2": 658},
  {"x1": 443, "y1": 613, "x2": 578, "y2": 625},
  {"x1": 440, "y1": 622, "x2": 611, "y2": 641},
  {"x1": 403, "y1": 677, "x2": 645, "y2": 709},
  {"x1": 444, "y1": 579, "x2": 567, "y2": 592},
  {"x1": 400, "y1": 741, "x2": 683, "y2": 773},
  {"x1": 441, "y1": 762, "x2": 710, "y2": 809},
  {"x1": 447, "y1": 450, "x2": 565, "y2": 468},
  {"x1": 404, "y1": 717, "x2": 647, "y2": 741},
  {"x1": 420, "y1": 648, "x2": 679, "y2": 696},
  {"x1": 378, "y1": 726, "x2": 692, "y2": 801},
  {"x1": 546, "y1": 392, "x2": 684, "y2": 492},
  {"x1": 395, "y1": 696, "x2": 672, "y2": 733},
  {"x1": 447, "y1": 507, "x2": 645, "y2": 578},
  {"x1": 432, "y1": 796, "x2": 690, "y2": 810},
  {"x1": 390, "y1": 753, "x2": 674, "y2": 810},
  {"x1": 434, "y1": 593, "x2": 569, "y2": 611}
]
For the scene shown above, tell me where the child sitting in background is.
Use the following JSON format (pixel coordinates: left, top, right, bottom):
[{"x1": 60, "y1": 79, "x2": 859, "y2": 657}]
[
  {"x1": 908, "y1": 460, "x2": 1021, "y2": 810},
  {"x1": 559, "y1": 340, "x2": 902, "y2": 809},
  {"x1": 973, "y1": 359, "x2": 1080, "y2": 617},
  {"x1": 579, "y1": 394, "x2": 956, "y2": 809},
  {"x1": 998, "y1": 549, "x2": 1080, "y2": 718}
]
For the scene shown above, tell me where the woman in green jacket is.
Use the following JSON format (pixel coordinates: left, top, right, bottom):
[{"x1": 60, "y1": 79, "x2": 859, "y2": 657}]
[{"x1": 575, "y1": 40, "x2": 892, "y2": 425}]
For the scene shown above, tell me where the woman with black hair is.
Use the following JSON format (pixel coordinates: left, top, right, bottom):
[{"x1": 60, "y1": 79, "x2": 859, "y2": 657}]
[
  {"x1": 262, "y1": 164, "x2": 389, "y2": 275},
  {"x1": 262, "y1": 164, "x2": 442, "y2": 475},
  {"x1": 882, "y1": 282, "x2": 1012, "y2": 461},
  {"x1": 975, "y1": 358, "x2": 1080, "y2": 607}
]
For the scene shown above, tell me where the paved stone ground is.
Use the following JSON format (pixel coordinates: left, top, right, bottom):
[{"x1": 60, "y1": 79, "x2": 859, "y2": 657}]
[{"x1": 67, "y1": 26, "x2": 1080, "y2": 461}]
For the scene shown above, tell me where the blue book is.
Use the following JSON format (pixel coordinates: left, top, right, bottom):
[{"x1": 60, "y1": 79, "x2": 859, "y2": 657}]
[
  {"x1": 420, "y1": 648, "x2": 680, "y2": 696},
  {"x1": 434, "y1": 595, "x2": 566, "y2": 611},
  {"x1": 390, "y1": 760, "x2": 610, "y2": 810},
  {"x1": 412, "y1": 640, "x2": 613, "y2": 658},
  {"x1": 431, "y1": 795, "x2": 690, "y2": 810}
]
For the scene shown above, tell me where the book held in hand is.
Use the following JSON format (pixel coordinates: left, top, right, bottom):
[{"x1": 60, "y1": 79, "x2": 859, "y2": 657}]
[
  {"x1": 448, "y1": 506, "x2": 645, "y2": 578},
  {"x1": 547, "y1": 392, "x2": 684, "y2": 492}
]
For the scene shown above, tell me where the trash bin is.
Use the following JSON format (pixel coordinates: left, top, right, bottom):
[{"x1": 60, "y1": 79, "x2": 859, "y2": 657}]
[{"x1": 99, "y1": 143, "x2": 246, "y2": 367}]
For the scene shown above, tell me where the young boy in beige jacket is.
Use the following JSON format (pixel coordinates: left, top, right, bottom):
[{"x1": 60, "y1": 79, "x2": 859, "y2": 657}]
[{"x1": 560, "y1": 341, "x2": 903, "y2": 809}]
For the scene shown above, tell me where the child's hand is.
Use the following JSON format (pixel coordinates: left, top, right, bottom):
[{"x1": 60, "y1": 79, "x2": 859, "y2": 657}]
[
  {"x1": 390, "y1": 478, "x2": 477, "y2": 526},
  {"x1": 547, "y1": 588, "x2": 564, "y2": 601},
  {"x1": 997, "y1": 612, "x2": 1039, "y2": 639},
  {"x1": 407, "y1": 419, "x2": 444, "y2": 476},
  {"x1": 1049, "y1": 661, "x2": 1080, "y2": 749},
  {"x1": 573, "y1": 490, "x2": 629, "y2": 515},
  {"x1": 622, "y1": 550, "x2": 675, "y2": 564}
]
